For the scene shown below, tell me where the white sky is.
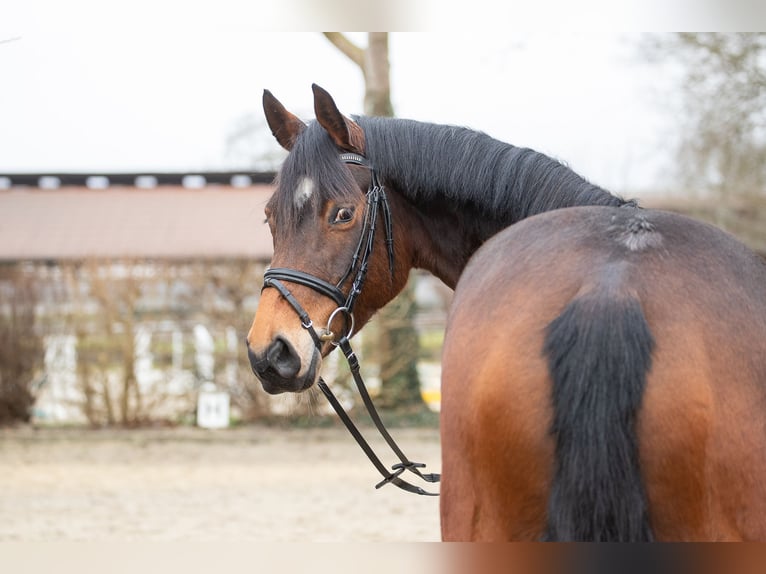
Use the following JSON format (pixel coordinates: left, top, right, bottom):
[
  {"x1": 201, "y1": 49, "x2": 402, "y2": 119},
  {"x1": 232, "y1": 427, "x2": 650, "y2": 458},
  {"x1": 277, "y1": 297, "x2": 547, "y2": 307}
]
[{"x1": 0, "y1": 2, "x2": 736, "y2": 196}]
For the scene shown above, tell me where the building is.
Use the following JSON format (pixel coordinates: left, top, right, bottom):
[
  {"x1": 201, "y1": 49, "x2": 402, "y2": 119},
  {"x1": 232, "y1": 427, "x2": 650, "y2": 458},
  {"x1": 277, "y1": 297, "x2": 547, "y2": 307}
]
[
  {"x1": 0, "y1": 172, "x2": 275, "y2": 262},
  {"x1": 0, "y1": 172, "x2": 276, "y2": 425}
]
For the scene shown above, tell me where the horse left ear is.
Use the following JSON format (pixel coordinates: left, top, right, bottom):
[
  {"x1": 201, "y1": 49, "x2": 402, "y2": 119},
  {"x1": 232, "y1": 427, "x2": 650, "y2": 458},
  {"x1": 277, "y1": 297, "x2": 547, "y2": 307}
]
[
  {"x1": 312, "y1": 83, "x2": 365, "y2": 154},
  {"x1": 263, "y1": 89, "x2": 306, "y2": 151}
]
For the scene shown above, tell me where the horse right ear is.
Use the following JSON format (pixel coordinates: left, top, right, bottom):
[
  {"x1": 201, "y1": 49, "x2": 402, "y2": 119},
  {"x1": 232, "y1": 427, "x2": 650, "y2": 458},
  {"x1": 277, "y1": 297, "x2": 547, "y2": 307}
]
[
  {"x1": 263, "y1": 90, "x2": 306, "y2": 151},
  {"x1": 312, "y1": 83, "x2": 365, "y2": 153}
]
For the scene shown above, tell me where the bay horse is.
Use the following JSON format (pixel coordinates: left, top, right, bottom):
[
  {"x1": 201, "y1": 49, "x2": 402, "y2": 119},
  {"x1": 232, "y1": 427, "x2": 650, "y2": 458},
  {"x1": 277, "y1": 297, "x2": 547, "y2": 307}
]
[{"x1": 246, "y1": 84, "x2": 766, "y2": 541}]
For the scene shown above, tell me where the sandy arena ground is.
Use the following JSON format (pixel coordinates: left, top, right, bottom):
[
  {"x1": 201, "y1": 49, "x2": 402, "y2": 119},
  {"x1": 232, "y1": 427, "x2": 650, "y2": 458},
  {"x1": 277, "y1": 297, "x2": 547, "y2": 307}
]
[{"x1": 0, "y1": 424, "x2": 442, "y2": 542}]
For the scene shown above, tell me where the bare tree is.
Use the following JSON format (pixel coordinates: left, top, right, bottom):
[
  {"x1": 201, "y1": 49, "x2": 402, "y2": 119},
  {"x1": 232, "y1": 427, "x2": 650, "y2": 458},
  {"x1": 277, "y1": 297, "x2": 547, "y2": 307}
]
[
  {"x1": 646, "y1": 33, "x2": 766, "y2": 199},
  {"x1": 322, "y1": 33, "x2": 424, "y2": 410},
  {"x1": 225, "y1": 114, "x2": 287, "y2": 172},
  {"x1": 0, "y1": 266, "x2": 43, "y2": 424},
  {"x1": 323, "y1": 33, "x2": 393, "y2": 117},
  {"x1": 203, "y1": 259, "x2": 272, "y2": 420},
  {"x1": 644, "y1": 33, "x2": 766, "y2": 252}
]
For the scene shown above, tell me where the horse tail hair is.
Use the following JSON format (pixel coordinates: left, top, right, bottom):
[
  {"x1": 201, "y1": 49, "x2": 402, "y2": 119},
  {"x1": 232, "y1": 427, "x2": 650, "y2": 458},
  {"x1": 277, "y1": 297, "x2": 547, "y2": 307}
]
[{"x1": 542, "y1": 291, "x2": 655, "y2": 541}]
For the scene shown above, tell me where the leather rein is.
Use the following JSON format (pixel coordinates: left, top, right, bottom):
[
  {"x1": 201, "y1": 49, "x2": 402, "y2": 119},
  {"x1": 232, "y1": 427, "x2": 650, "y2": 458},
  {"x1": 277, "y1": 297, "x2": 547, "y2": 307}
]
[{"x1": 262, "y1": 153, "x2": 440, "y2": 496}]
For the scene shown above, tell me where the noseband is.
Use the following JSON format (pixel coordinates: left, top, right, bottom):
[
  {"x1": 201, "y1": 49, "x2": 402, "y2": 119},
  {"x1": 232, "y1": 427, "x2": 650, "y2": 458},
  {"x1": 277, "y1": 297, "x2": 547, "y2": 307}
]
[{"x1": 261, "y1": 153, "x2": 439, "y2": 496}]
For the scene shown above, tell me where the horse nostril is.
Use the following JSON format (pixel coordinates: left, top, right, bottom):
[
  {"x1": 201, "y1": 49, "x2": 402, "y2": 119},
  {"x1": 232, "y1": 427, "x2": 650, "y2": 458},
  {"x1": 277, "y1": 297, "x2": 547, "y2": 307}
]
[
  {"x1": 266, "y1": 337, "x2": 301, "y2": 379},
  {"x1": 246, "y1": 342, "x2": 263, "y2": 375}
]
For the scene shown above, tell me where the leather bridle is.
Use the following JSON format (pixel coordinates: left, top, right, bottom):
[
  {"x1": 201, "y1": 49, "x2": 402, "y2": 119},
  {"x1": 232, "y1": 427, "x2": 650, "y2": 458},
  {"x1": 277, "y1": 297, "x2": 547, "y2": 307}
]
[
  {"x1": 263, "y1": 153, "x2": 393, "y2": 348},
  {"x1": 261, "y1": 153, "x2": 440, "y2": 496}
]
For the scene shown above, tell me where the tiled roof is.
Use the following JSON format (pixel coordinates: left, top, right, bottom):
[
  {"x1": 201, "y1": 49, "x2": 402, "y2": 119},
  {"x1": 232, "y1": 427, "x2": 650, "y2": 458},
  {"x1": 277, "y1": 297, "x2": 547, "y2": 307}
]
[{"x1": 0, "y1": 185, "x2": 275, "y2": 261}]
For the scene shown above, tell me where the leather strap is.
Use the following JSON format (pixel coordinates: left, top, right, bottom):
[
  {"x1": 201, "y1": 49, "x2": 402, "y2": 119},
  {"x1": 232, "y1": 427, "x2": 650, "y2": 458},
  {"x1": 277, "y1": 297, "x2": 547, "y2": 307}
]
[
  {"x1": 317, "y1": 378, "x2": 438, "y2": 496},
  {"x1": 264, "y1": 268, "x2": 346, "y2": 308},
  {"x1": 262, "y1": 277, "x2": 325, "y2": 349},
  {"x1": 260, "y1": 152, "x2": 439, "y2": 495},
  {"x1": 337, "y1": 337, "x2": 440, "y2": 487}
]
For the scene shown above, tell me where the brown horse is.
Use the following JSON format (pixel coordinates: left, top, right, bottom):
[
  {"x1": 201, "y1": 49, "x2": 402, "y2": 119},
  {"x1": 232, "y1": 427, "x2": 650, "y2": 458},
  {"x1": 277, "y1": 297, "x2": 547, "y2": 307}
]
[{"x1": 246, "y1": 84, "x2": 766, "y2": 541}]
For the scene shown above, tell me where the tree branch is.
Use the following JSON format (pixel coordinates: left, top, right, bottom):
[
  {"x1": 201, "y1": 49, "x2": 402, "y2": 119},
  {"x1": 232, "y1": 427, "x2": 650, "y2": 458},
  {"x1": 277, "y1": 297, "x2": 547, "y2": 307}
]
[{"x1": 323, "y1": 32, "x2": 365, "y2": 70}]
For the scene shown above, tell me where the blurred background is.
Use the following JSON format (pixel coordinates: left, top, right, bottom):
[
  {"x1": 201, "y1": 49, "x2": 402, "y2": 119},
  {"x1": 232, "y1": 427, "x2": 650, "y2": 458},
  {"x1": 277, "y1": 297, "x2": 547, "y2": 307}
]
[
  {"x1": 1, "y1": 9, "x2": 765, "y2": 541},
  {"x1": 2, "y1": 28, "x2": 764, "y2": 427}
]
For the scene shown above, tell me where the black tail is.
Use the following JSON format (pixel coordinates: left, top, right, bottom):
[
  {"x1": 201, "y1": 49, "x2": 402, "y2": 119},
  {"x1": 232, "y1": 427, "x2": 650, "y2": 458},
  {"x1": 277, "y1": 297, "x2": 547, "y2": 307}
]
[{"x1": 543, "y1": 292, "x2": 655, "y2": 541}]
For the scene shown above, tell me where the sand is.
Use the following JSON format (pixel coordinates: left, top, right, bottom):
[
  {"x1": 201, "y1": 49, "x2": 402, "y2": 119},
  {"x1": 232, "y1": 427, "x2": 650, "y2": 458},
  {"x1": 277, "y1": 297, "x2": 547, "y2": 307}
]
[{"x1": 0, "y1": 424, "x2": 442, "y2": 542}]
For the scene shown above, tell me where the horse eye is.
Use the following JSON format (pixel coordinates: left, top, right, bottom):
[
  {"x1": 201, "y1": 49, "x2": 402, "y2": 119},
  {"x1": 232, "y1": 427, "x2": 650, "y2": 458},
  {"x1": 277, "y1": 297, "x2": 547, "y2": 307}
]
[{"x1": 333, "y1": 207, "x2": 354, "y2": 224}]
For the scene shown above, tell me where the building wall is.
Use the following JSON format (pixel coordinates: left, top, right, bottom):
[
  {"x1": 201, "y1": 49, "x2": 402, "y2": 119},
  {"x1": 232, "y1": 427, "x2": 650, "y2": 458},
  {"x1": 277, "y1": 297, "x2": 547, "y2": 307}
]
[{"x1": 14, "y1": 259, "x2": 270, "y2": 425}]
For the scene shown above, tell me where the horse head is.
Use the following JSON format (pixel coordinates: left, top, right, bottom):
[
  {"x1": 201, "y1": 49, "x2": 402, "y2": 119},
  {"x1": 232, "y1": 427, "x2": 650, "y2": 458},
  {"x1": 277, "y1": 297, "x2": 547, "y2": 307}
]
[{"x1": 246, "y1": 85, "x2": 412, "y2": 394}]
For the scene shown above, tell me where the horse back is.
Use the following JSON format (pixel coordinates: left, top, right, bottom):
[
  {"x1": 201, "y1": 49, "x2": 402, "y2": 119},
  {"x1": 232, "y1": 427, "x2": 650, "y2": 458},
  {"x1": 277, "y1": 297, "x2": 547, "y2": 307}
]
[{"x1": 440, "y1": 206, "x2": 766, "y2": 541}]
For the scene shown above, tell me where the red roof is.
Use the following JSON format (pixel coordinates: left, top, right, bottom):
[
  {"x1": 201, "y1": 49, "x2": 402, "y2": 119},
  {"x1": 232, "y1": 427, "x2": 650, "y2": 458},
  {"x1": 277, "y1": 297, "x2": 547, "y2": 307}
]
[{"x1": 0, "y1": 185, "x2": 275, "y2": 261}]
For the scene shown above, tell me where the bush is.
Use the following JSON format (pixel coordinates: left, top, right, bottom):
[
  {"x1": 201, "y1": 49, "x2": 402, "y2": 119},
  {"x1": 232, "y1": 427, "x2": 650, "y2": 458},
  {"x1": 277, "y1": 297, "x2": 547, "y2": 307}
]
[{"x1": 0, "y1": 267, "x2": 43, "y2": 424}]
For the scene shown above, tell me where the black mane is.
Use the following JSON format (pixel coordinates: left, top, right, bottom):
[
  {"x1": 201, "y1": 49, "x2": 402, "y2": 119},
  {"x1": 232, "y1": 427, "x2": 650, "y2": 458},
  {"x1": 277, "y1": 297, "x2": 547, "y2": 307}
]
[
  {"x1": 273, "y1": 115, "x2": 631, "y2": 228},
  {"x1": 358, "y1": 116, "x2": 629, "y2": 224}
]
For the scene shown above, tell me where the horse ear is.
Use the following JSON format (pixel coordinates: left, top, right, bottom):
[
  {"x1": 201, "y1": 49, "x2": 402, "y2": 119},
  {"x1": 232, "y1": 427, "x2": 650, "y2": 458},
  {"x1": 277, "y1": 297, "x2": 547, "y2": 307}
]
[
  {"x1": 312, "y1": 83, "x2": 365, "y2": 154},
  {"x1": 263, "y1": 90, "x2": 306, "y2": 151}
]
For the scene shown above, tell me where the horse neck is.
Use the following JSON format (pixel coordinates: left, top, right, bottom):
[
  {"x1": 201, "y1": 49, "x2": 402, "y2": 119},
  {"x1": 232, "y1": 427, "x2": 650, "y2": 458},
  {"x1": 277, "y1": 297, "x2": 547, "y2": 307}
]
[
  {"x1": 361, "y1": 117, "x2": 628, "y2": 288},
  {"x1": 387, "y1": 190, "x2": 502, "y2": 289}
]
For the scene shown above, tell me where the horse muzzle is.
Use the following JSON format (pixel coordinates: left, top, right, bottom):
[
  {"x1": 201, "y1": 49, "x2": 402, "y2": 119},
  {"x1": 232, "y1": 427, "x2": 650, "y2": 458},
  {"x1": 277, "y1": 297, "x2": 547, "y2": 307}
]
[{"x1": 246, "y1": 336, "x2": 318, "y2": 394}]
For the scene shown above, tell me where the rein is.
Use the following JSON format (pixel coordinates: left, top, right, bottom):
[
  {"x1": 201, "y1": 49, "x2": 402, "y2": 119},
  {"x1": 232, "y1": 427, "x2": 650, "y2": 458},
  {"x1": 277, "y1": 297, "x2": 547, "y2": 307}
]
[{"x1": 262, "y1": 153, "x2": 440, "y2": 496}]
